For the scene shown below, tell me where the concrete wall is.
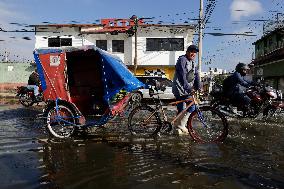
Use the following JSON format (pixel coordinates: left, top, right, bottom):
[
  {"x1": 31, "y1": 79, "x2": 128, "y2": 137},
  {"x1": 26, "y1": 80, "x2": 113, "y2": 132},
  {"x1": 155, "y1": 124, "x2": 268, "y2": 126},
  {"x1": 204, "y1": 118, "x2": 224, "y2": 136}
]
[
  {"x1": 254, "y1": 60, "x2": 284, "y2": 91},
  {"x1": 133, "y1": 27, "x2": 194, "y2": 67},
  {"x1": 0, "y1": 63, "x2": 33, "y2": 83},
  {"x1": 35, "y1": 27, "x2": 83, "y2": 48},
  {"x1": 35, "y1": 26, "x2": 195, "y2": 67}
]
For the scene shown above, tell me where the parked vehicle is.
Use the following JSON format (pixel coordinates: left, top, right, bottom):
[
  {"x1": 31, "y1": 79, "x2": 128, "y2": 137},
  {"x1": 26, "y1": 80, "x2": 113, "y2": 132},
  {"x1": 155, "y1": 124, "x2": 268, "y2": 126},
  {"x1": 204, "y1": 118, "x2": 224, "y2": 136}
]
[
  {"x1": 210, "y1": 84, "x2": 282, "y2": 118},
  {"x1": 131, "y1": 76, "x2": 175, "y2": 102},
  {"x1": 16, "y1": 86, "x2": 43, "y2": 107},
  {"x1": 34, "y1": 46, "x2": 144, "y2": 138}
]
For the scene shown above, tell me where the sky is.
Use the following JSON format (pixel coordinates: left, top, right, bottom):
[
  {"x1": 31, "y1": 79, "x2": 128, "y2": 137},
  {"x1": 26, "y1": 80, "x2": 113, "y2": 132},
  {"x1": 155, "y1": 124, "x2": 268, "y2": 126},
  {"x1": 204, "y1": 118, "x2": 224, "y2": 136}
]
[{"x1": 0, "y1": 0, "x2": 283, "y2": 72}]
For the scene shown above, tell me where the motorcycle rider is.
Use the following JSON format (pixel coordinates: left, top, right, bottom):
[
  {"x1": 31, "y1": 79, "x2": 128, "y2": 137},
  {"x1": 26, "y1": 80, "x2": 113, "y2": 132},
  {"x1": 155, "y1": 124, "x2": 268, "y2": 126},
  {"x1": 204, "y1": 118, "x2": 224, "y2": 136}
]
[
  {"x1": 27, "y1": 68, "x2": 41, "y2": 101},
  {"x1": 222, "y1": 63, "x2": 254, "y2": 113}
]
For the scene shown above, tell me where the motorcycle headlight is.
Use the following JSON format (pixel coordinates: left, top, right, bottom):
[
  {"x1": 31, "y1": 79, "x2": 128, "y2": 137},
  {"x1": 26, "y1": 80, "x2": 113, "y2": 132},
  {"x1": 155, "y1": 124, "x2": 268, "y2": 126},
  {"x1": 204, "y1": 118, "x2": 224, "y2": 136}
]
[{"x1": 277, "y1": 90, "x2": 283, "y2": 100}]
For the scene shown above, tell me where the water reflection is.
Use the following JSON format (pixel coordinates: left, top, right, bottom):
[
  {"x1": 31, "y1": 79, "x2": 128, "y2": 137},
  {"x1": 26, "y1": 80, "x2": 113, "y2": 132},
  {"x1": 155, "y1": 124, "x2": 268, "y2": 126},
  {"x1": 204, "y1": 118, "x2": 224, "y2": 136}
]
[
  {"x1": 38, "y1": 123, "x2": 284, "y2": 189},
  {"x1": 1, "y1": 105, "x2": 283, "y2": 189}
]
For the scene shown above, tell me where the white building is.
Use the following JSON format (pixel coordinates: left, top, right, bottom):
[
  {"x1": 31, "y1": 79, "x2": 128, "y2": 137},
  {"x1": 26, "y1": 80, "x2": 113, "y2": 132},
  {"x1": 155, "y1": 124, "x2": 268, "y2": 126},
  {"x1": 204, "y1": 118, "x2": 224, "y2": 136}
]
[
  {"x1": 33, "y1": 18, "x2": 196, "y2": 79},
  {"x1": 201, "y1": 67, "x2": 227, "y2": 77},
  {"x1": 201, "y1": 67, "x2": 228, "y2": 93}
]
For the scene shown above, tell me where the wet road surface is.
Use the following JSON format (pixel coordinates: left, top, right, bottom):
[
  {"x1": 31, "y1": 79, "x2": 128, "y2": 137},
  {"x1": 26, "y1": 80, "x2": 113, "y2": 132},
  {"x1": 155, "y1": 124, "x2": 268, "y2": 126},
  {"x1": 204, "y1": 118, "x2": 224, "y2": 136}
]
[{"x1": 0, "y1": 104, "x2": 283, "y2": 189}]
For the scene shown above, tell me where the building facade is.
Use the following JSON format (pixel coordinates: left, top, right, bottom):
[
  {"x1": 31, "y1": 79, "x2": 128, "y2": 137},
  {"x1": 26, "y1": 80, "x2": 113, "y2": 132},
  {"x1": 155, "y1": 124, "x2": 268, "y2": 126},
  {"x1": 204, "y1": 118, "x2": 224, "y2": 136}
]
[
  {"x1": 201, "y1": 68, "x2": 228, "y2": 93},
  {"x1": 33, "y1": 18, "x2": 196, "y2": 79},
  {"x1": 251, "y1": 27, "x2": 284, "y2": 92}
]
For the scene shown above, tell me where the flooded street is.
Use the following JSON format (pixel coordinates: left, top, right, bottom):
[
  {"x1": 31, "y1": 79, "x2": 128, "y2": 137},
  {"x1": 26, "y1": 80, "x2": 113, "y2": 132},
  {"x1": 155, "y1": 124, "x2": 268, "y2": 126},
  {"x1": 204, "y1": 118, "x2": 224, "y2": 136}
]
[{"x1": 0, "y1": 104, "x2": 283, "y2": 189}]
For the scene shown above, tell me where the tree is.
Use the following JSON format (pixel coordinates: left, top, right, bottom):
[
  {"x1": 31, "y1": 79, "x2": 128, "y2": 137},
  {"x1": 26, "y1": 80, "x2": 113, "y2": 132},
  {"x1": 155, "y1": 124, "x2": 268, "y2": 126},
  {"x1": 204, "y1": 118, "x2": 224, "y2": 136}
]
[{"x1": 213, "y1": 74, "x2": 228, "y2": 85}]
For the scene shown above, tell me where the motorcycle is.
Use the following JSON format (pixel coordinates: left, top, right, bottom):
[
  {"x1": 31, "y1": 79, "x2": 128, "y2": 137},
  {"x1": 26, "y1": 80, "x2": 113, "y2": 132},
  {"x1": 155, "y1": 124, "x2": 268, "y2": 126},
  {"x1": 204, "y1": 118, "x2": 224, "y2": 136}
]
[
  {"x1": 210, "y1": 84, "x2": 282, "y2": 118},
  {"x1": 262, "y1": 89, "x2": 284, "y2": 119},
  {"x1": 16, "y1": 86, "x2": 43, "y2": 107}
]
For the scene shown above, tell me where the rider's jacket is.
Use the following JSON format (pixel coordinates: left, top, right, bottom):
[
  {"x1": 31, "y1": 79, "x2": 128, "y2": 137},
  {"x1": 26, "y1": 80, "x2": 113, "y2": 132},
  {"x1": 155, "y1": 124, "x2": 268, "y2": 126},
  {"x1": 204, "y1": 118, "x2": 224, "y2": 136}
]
[
  {"x1": 223, "y1": 71, "x2": 252, "y2": 97},
  {"x1": 28, "y1": 72, "x2": 40, "y2": 86}
]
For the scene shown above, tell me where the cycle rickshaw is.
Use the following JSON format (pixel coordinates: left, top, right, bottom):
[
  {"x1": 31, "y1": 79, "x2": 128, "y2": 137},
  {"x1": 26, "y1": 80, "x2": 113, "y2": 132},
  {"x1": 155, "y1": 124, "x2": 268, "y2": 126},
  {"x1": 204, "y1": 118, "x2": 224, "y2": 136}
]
[{"x1": 34, "y1": 45, "x2": 144, "y2": 138}]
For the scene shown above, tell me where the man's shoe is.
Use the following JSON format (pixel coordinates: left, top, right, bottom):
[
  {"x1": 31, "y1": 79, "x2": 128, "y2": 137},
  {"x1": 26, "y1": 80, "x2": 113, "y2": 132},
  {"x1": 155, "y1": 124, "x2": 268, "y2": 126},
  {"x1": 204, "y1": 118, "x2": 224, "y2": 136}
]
[
  {"x1": 174, "y1": 112, "x2": 190, "y2": 135},
  {"x1": 175, "y1": 128, "x2": 184, "y2": 135},
  {"x1": 174, "y1": 126, "x2": 189, "y2": 135},
  {"x1": 178, "y1": 126, "x2": 189, "y2": 133}
]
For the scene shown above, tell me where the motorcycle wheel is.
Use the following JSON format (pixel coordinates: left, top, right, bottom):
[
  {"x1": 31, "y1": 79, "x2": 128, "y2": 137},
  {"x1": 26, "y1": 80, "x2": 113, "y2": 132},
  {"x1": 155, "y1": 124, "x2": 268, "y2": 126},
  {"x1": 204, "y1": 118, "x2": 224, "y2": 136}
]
[
  {"x1": 19, "y1": 93, "x2": 34, "y2": 107},
  {"x1": 247, "y1": 104, "x2": 261, "y2": 118}
]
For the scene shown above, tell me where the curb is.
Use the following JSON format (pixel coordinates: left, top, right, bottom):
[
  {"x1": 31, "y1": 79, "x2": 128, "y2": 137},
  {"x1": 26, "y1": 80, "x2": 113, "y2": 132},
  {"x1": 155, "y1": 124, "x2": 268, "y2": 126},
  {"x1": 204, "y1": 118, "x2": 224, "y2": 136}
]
[
  {"x1": 0, "y1": 93, "x2": 18, "y2": 105},
  {"x1": 0, "y1": 93, "x2": 16, "y2": 99}
]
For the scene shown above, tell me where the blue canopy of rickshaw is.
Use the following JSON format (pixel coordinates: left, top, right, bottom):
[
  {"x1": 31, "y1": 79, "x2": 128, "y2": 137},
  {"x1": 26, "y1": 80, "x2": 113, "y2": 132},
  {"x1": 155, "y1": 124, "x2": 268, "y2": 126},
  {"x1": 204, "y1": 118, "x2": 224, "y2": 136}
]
[
  {"x1": 34, "y1": 46, "x2": 144, "y2": 105},
  {"x1": 98, "y1": 48, "x2": 144, "y2": 104}
]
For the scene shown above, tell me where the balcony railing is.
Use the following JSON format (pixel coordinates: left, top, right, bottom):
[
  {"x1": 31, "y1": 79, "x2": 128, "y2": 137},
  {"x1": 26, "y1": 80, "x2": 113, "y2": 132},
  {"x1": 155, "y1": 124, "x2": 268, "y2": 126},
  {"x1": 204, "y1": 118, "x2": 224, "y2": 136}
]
[{"x1": 255, "y1": 41, "x2": 284, "y2": 59}]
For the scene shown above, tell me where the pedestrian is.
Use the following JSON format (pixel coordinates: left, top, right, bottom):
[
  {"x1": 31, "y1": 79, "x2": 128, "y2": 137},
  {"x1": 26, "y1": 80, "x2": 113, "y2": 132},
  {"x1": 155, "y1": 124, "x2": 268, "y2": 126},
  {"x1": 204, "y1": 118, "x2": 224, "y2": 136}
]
[{"x1": 172, "y1": 44, "x2": 201, "y2": 135}]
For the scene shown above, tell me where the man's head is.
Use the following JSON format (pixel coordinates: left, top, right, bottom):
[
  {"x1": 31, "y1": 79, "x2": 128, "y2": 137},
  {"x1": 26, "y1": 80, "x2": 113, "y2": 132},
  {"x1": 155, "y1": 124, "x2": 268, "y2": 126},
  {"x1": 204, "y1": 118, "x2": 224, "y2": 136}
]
[
  {"x1": 186, "y1": 45, "x2": 199, "y2": 61},
  {"x1": 235, "y1": 63, "x2": 249, "y2": 76},
  {"x1": 33, "y1": 68, "x2": 39, "y2": 76}
]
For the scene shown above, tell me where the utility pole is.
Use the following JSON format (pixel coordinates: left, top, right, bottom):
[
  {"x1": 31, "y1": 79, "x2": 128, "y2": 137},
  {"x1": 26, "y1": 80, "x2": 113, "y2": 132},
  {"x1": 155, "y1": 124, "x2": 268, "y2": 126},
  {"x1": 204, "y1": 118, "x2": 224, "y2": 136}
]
[
  {"x1": 198, "y1": 0, "x2": 204, "y2": 79},
  {"x1": 134, "y1": 23, "x2": 138, "y2": 75},
  {"x1": 131, "y1": 15, "x2": 138, "y2": 75},
  {"x1": 4, "y1": 50, "x2": 9, "y2": 62}
]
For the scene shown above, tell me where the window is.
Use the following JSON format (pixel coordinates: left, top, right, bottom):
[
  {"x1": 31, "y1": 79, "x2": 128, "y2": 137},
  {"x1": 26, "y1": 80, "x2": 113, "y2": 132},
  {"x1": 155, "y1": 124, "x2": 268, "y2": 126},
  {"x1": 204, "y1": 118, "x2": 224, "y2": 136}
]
[
  {"x1": 60, "y1": 38, "x2": 72, "y2": 46},
  {"x1": 146, "y1": 38, "x2": 184, "y2": 51},
  {"x1": 48, "y1": 38, "x2": 60, "y2": 47},
  {"x1": 112, "y1": 40, "x2": 124, "y2": 53},
  {"x1": 263, "y1": 39, "x2": 267, "y2": 54},
  {"x1": 96, "y1": 40, "x2": 107, "y2": 50},
  {"x1": 48, "y1": 38, "x2": 72, "y2": 47},
  {"x1": 276, "y1": 33, "x2": 283, "y2": 48}
]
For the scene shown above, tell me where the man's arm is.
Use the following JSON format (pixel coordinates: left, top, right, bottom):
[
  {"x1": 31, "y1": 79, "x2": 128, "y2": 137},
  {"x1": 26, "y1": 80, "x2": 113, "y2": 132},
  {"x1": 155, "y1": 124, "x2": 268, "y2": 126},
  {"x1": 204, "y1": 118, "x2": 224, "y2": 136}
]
[{"x1": 235, "y1": 72, "x2": 251, "y2": 87}]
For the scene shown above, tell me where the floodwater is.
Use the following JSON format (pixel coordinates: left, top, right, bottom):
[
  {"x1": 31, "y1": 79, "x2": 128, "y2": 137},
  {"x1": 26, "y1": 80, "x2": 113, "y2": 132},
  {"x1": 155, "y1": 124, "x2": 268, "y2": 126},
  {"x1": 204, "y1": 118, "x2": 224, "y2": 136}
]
[{"x1": 0, "y1": 104, "x2": 283, "y2": 189}]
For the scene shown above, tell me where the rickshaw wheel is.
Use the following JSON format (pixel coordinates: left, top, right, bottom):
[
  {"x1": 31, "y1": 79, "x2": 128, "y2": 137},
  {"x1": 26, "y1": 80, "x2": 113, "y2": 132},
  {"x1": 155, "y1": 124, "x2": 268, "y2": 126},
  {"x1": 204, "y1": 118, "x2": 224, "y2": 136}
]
[{"x1": 46, "y1": 104, "x2": 77, "y2": 138}]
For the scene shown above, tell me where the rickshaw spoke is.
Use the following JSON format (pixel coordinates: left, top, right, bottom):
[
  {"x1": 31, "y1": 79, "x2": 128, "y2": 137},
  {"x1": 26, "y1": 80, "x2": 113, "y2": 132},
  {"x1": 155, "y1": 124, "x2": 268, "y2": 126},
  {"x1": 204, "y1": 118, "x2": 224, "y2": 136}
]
[{"x1": 46, "y1": 105, "x2": 77, "y2": 138}]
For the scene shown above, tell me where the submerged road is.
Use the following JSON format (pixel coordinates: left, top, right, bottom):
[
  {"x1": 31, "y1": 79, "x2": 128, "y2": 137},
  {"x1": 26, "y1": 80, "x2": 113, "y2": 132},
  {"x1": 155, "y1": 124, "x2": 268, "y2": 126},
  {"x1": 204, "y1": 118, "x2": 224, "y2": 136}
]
[{"x1": 0, "y1": 104, "x2": 283, "y2": 189}]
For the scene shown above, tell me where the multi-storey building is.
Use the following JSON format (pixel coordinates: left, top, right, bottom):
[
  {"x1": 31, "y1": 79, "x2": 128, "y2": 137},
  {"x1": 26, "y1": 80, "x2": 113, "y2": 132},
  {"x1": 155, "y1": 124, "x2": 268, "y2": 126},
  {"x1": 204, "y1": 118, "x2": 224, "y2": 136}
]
[
  {"x1": 33, "y1": 17, "x2": 196, "y2": 79},
  {"x1": 251, "y1": 21, "x2": 284, "y2": 91}
]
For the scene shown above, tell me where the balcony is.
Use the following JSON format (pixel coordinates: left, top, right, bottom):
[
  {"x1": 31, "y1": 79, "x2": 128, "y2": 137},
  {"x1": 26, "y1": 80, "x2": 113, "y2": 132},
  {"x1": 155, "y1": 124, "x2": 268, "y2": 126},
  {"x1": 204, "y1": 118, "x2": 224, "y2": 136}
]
[{"x1": 252, "y1": 47, "x2": 284, "y2": 66}]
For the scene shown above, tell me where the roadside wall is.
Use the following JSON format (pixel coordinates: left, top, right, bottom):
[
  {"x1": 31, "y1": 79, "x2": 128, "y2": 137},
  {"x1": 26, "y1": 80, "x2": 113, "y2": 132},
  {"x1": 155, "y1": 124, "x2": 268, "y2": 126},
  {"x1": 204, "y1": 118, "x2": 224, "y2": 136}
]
[{"x1": 0, "y1": 63, "x2": 33, "y2": 92}]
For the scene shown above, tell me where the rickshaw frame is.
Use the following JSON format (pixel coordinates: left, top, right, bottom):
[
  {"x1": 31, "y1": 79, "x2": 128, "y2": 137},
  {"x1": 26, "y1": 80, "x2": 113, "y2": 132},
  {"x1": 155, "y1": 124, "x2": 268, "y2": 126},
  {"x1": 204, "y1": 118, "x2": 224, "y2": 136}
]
[{"x1": 34, "y1": 45, "x2": 144, "y2": 138}]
